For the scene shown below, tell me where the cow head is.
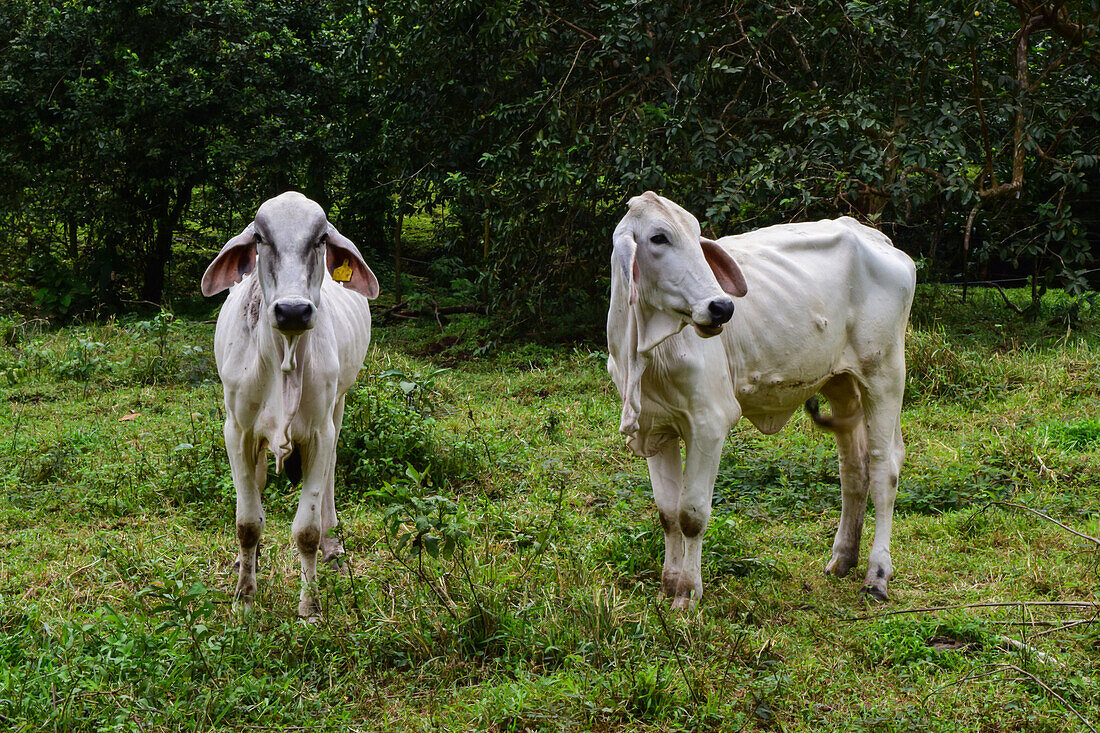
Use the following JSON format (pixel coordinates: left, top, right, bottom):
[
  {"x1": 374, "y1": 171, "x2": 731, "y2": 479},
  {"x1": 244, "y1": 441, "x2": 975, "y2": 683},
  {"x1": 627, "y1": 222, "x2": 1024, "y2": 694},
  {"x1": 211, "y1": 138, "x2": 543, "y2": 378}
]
[
  {"x1": 612, "y1": 192, "x2": 746, "y2": 344},
  {"x1": 201, "y1": 192, "x2": 379, "y2": 334},
  {"x1": 608, "y1": 192, "x2": 747, "y2": 449}
]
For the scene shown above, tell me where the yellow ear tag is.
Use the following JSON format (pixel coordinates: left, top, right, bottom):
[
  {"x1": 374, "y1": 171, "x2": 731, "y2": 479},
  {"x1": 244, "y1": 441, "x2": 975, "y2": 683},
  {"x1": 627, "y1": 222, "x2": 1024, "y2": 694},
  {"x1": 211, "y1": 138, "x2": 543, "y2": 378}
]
[{"x1": 332, "y1": 258, "x2": 353, "y2": 283}]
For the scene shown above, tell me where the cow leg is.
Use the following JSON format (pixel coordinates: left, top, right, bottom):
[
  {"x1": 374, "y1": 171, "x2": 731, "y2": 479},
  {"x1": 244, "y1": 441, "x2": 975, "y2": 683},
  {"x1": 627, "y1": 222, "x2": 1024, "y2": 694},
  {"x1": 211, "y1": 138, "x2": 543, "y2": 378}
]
[
  {"x1": 646, "y1": 439, "x2": 684, "y2": 598},
  {"x1": 820, "y1": 374, "x2": 869, "y2": 579},
  {"x1": 860, "y1": 366, "x2": 906, "y2": 601},
  {"x1": 293, "y1": 426, "x2": 337, "y2": 619},
  {"x1": 319, "y1": 396, "x2": 346, "y2": 568},
  {"x1": 226, "y1": 421, "x2": 267, "y2": 605},
  {"x1": 673, "y1": 425, "x2": 724, "y2": 610}
]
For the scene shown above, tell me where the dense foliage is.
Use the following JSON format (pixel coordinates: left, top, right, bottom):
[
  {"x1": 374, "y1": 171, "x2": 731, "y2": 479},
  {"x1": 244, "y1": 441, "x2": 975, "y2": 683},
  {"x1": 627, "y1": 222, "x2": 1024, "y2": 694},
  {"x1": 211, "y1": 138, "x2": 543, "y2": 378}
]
[
  {"x1": 1, "y1": 0, "x2": 1098, "y2": 321},
  {"x1": 0, "y1": 0, "x2": 390, "y2": 314}
]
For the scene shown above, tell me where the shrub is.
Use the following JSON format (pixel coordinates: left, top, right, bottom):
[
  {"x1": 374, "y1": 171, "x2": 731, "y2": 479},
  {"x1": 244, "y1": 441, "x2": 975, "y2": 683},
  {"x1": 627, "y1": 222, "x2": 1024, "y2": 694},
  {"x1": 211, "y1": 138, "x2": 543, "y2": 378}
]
[
  {"x1": 337, "y1": 369, "x2": 482, "y2": 499},
  {"x1": 905, "y1": 327, "x2": 1011, "y2": 404}
]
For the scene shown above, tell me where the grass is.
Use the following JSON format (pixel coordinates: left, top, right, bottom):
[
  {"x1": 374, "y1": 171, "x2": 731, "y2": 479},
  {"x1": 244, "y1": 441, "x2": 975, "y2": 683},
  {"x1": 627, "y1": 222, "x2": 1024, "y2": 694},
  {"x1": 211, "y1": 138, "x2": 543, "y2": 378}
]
[{"x1": 0, "y1": 284, "x2": 1097, "y2": 731}]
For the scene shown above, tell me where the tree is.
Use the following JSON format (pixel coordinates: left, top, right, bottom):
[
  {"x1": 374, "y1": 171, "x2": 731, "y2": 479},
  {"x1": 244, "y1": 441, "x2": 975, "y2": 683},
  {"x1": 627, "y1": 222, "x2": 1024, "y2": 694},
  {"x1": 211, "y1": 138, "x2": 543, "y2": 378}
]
[
  {"x1": 1, "y1": 0, "x2": 1096, "y2": 321},
  {"x1": 378, "y1": 0, "x2": 1099, "y2": 322},
  {"x1": 0, "y1": 0, "x2": 390, "y2": 310}
]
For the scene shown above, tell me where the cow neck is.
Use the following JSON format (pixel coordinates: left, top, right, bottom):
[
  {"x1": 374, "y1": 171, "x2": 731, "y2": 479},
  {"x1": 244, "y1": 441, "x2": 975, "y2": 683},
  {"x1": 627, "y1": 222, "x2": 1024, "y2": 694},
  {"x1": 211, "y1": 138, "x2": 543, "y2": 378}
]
[
  {"x1": 264, "y1": 327, "x2": 308, "y2": 473},
  {"x1": 614, "y1": 298, "x2": 689, "y2": 457}
]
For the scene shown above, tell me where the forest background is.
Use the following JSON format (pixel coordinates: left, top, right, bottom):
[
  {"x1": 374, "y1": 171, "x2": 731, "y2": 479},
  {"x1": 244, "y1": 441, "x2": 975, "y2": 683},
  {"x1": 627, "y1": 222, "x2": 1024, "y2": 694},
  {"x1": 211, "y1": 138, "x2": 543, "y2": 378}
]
[{"x1": 1, "y1": 0, "x2": 1098, "y2": 328}]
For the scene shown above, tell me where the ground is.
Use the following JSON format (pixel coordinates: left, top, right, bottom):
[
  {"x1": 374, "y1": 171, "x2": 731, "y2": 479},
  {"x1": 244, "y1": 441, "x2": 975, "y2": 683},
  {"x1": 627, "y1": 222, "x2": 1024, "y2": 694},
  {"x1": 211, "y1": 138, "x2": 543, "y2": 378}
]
[{"x1": 0, "y1": 285, "x2": 1097, "y2": 732}]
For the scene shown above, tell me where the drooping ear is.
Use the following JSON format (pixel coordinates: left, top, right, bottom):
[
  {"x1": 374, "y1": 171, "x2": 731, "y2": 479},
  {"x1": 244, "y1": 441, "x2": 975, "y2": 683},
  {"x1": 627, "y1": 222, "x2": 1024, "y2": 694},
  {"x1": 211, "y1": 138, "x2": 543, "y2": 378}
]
[
  {"x1": 701, "y1": 237, "x2": 748, "y2": 297},
  {"x1": 608, "y1": 226, "x2": 688, "y2": 457},
  {"x1": 611, "y1": 228, "x2": 639, "y2": 305},
  {"x1": 201, "y1": 223, "x2": 257, "y2": 297},
  {"x1": 325, "y1": 224, "x2": 380, "y2": 299},
  {"x1": 608, "y1": 227, "x2": 641, "y2": 447}
]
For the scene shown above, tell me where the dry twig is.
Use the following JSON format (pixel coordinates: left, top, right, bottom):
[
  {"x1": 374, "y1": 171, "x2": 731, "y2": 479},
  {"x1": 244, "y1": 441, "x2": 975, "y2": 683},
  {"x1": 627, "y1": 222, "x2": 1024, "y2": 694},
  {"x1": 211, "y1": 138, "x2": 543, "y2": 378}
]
[
  {"x1": 1002, "y1": 663, "x2": 1096, "y2": 733},
  {"x1": 847, "y1": 600, "x2": 1097, "y2": 622},
  {"x1": 995, "y1": 501, "x2": 1100, "y2": 549}
]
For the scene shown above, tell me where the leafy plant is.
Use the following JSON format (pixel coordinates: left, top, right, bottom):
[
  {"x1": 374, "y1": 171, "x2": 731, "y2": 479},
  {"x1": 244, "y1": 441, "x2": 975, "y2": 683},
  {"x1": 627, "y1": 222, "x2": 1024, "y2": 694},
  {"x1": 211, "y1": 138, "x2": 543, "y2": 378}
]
[
  {"x1": 338, "y1": 369, "x2": 481, "y2": 496},
  {"x1": 381, "y1": 465, "x2": 473, "y2": 561},
  {"x1": 136, "y1": 309, "x2": 177, "y2": 359},
  {"x1": 378, "y1": 367, "x2": 449, "y2": 415}
]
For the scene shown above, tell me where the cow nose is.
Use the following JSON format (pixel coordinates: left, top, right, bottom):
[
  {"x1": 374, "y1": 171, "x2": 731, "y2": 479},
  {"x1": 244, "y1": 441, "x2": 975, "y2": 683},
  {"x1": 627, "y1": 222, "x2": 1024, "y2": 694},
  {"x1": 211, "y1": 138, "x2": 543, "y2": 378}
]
[
  {"x1": 273, "y1": 302, "x2": 314, "y2": 332},
  {"x1": 707, "y1": 298, "x2": 735, "y2": 325}
]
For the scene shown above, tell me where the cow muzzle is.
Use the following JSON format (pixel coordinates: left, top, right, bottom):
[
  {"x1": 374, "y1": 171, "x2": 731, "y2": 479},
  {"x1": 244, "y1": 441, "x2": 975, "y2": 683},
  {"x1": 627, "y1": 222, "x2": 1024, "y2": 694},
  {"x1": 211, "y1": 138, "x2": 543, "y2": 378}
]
[
  {"x1": 695, "y1": 298, "x2": 734, "y2": 337},
  {"x1": 273, "y1": 300, "x2": 315, "y2": 334}
]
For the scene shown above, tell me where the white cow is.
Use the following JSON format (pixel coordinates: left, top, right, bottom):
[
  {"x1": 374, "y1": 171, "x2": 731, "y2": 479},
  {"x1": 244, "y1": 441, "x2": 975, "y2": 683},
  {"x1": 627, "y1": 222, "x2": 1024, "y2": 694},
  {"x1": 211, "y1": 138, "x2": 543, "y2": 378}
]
[
  {"x1": 202, "y1": 191, "x2": 379, "y2": 617},
  {"x1": 607, "y1": 192, "x2": 915, "y2": 609}
]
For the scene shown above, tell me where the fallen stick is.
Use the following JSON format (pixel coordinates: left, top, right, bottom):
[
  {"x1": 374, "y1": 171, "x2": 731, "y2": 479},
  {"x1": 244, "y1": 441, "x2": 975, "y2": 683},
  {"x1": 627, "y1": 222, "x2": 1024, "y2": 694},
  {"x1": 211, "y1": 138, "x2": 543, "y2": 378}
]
[
  {"x1": 996, "y1": 501, "x2": 1100, "y2": 549},
  {"x1": 1002, "y1": 664, "x2": 1097, "y2": 733},
  {"x1": 1028, "y1": 619, "x2": 1098, "y2": 638},
  {"x1": 846, "y1": 600, "x2": 1097, "y2": 622},
  {"x1": 379, "y1": 300, "x2": 410, "y2": 319},
  {"x1": 996, "y1": 635, "x2": 1063, "y2": 667},
  {"x1": 379, "y1": 304, "x2": 485, "y2": 320}
]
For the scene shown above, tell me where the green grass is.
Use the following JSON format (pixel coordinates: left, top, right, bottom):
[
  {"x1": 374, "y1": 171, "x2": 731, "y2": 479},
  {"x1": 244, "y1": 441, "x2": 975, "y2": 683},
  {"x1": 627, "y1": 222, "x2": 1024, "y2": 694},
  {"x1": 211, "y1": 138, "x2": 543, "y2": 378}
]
[{"x1": 0, "y1": 285, "x2": 1098, "y2": 731}]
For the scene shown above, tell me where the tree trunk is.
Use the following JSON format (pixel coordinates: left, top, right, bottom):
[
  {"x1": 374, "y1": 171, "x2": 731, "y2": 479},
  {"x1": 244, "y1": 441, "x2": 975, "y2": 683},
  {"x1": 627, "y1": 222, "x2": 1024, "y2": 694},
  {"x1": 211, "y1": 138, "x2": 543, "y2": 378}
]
[
  {"x1": 66, "y1": 216, "x2": 78, "y2": 261},
  {"x1": 96, "y1": 225, "x2": 121, "y2": 314},
  {"x1": 394, "y1": 206, "x2": 404, "y2": 304},
  {"x1": 140, "y1": 185, "x2": 193, "y2": 305}
]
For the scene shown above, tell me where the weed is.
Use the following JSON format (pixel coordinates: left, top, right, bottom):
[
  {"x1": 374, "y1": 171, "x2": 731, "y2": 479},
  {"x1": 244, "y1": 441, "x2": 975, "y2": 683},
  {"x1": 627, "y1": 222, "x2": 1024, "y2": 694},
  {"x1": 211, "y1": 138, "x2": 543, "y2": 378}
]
[
  {"x1": 339, "y1": 369, "x2": 483, "y2": 496},
  {"x1": 905, "y1": 327, "x2": 1022, "y2": 404},
  {"x1": 863, "y1": 616, "x2": 990, "y2": 670},
  {"x1": 380, "y1": 465, "x2": 473, "y2": 561},
  {"x1": 897, "y1": 462, "x2": 1012, "y2": 514},
  {"x1": 1040, "y1": 419, "x2": 1100, "y2": 451}
]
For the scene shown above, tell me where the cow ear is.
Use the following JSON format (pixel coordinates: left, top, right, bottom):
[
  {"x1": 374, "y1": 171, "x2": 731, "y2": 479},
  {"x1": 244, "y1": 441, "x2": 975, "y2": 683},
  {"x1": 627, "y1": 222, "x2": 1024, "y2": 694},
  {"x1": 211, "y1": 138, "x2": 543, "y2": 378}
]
[
  {"x1": 325, "y1": 224, "x2": 380, "y2": 299},
  {"x1": 201, "y1": 223, "x2": 257, "y2": 296},
  {"x1": 612, "y1": 229, "x2": 639, "y2": 305},
  {"x1": 701, "y1": 237, "x2": 748, "y2": 297}
]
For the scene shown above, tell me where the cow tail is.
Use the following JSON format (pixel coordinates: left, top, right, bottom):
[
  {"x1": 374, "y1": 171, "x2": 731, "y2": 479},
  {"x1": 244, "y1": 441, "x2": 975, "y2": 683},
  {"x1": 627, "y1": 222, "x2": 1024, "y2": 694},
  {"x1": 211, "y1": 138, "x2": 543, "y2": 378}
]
[{"x1": 804, "y1": 397, "x2": 864, "y2": 432}]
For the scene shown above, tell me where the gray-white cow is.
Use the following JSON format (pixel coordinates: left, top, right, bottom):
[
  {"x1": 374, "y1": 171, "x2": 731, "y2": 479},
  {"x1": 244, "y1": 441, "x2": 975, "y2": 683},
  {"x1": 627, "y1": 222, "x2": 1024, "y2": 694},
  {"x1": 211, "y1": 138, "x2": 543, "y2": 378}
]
[
  {"x1": 607, "y1": 192, "x2": 915, "y2": 609},
  {"x1": 202, "y1": 191, "x2": 378, "y2": 618}
]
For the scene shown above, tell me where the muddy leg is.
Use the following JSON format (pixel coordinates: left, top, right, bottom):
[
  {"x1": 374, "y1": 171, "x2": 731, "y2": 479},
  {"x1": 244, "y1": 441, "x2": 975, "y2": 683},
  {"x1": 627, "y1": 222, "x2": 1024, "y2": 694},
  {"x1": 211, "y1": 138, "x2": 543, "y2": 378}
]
[
  {"x1": 226, "y1": 421, "x2": 266, "y2": 606},
  {"x1": 820, "y1": 374, "x2": 869, "y2": 579},
  {"x1": 672, "y1": 427, "x2": 724, "y2": 610},
  {"x1": 646, "y1": 440, "x2": 684, "y2": 598}
]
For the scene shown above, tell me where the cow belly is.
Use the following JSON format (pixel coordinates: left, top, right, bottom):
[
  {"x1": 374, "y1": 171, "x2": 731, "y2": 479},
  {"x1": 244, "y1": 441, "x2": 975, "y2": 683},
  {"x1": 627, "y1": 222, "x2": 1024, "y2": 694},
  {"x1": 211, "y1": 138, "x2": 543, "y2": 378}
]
[
  {"x1": 742, "y1": 409, "x2": 798, "y2": 435},
  {"x1": 736, "y1": 378, "x2": 828, "y2": 435}
]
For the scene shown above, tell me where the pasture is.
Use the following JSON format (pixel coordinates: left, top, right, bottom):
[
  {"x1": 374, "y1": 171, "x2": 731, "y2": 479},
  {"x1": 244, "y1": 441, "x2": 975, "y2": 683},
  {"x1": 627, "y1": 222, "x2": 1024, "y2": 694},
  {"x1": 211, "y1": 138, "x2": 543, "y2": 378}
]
[{"x1": 0, "y1": 286, "x2": 1097, "y2": 732}]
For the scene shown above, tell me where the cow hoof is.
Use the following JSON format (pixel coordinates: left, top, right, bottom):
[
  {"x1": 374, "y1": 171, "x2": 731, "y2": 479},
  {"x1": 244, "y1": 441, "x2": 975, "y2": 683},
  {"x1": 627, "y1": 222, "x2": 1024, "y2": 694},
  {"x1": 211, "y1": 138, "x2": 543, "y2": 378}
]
[
  {"x1": 670, "y1": 596, "x2": 697, "y2": 612},
  {"x1": 824, "y1": 554, "x2": 857, "y2": 578},
  {"x1": 234, "y1": 579, "x2": 257, "y2": 600},
  {"x1": 861, "y1": 583, "x2": 889, "y2": 602},
  {"x1": 862, "y1": 562, "x2": 892, "y2": 601},
  {"x1": 298, "y1": 599, "x2": 322, "y2": 621}
]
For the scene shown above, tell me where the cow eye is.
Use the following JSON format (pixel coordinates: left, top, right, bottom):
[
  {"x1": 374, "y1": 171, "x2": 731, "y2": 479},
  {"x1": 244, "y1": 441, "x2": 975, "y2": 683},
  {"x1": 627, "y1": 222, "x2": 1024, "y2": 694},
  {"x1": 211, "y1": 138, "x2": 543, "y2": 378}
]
[{"x1": 650, "y1": 233, "x2": 669, "y2": 245}]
